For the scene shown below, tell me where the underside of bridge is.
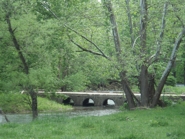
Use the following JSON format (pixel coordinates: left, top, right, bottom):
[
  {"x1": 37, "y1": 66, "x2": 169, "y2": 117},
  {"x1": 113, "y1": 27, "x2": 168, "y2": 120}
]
[
  {"x1": 63, "y1": 97, "x2": 74, "y2": 105},
  {"x1": 83, "y1": 98, "x2": 94, "y2": 106},
  {"x1": 63, "y1": 96, "x2": 117, "y2": 107},
  {"x1": 103, "y1": 99, "x2": 115, "y2": 106}
]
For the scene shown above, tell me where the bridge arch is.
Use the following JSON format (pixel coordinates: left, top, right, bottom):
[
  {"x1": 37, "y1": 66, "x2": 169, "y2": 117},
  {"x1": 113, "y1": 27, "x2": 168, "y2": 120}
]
[
  {"x1": 103, "y1": 98, "x2": 116, "y2": 106},
  {"x1": 83, "y1": 98, "x2": 95, "y2": 106},
  {"x1": 63, "y1": 97, "x2": 74, "y2": 105}
]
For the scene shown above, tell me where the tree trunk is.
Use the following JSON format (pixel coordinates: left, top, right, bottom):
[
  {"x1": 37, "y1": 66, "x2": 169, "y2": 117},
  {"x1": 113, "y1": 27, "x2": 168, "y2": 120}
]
[
  {"x1": 29, "y1": 89, "x2": 38, "y2": 119},
  {"x1": 139, "y1": 65, "x2": 149, "y2": 106},
  {"x1": 0, "y1": 109, "x2": 10, "y2": 123},
  {"x1": 120, "y1": 72, "x2": 136, "y2": 109},
  {"x1": 104, "y1": 0, "x2": 121, "y2": 57},
  {"x1": 103, "y1": 0, "x2": 136, "y2": 109},
  {"x1": 140, "y1": 0, "x2": 147, "y2": 50},
  {"x1": 5, "y1": 13, "x2": 29, "y2": 74},
  {"x1": 5, "y1": 11, "x2": 38, "y2": 119},
  {"x1": 139, "y1": 0, "x2": 149, "y2": 106},
  {"x1": 125, "y1": 0, "x2": 134, "y2": 46},
  {"x1": 147, "y1": 74, "x2": 155, "y2": 105},
  {"x1": 184, "y1": 61, "x2": 185, "y2": 85},
  {"x1": 152, "y1": 27, "x2": 185, "y2": 107}
]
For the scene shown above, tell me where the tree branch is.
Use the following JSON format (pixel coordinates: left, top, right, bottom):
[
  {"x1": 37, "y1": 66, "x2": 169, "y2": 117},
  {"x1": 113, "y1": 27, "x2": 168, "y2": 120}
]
[
  {"x1": 125, "y1": 0, "x2": 134, "y2": 46},
  {"x1": 5, "y1": 13, "x2": 29, "y2": 74},
  {"x1": 41, "y1": 2, "x2": 109, "y2": 60},
  {"x1": 0, "y1": 109, "x2": 10, "y2": 123},
  {"x1": 71, "y1": 40, "x2": 109, "y2": 59},
  {"x1": 148, "y1": 2, "x2": 168, "y2": 65},
  {"x1": 172, "y1": 4, "x2": 185, "y2": 27},
  {"x1": 132, "y1": 35, "x2": 141, "y2": 49}
]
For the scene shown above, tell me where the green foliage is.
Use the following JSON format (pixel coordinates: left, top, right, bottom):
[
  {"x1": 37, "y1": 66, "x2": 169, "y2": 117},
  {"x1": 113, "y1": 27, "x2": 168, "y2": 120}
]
[
  {"x1": 175, "y1": 62, "x2": 184, "y2": 83},
  {"x1": 163, "y1": 86, "x2": 185, "y2": 94},
  {"x1": 120, "y1": 102, "x2": 129, "y2": 110},
  {"x1": 37, "y1": 97, "x2": 72, "y2": 112},
  {"x1": 0, "y1": 93, "x2": 71, "y2": 113},
  {"x1": 162, "y1": 98, "x2": 173, "y2": 106},
  {"x1": 63, "y1": 72, "x2": 89, "y2": 91},
  {"x1": 0, "y1": 0, "x2": 185, "y2": 111},
  {"x1": 0, "y1": 93, "x2": 29, "y2": 113},
  {"x1": 165, "y1": 76, "x2": 176, "y2": 86}
]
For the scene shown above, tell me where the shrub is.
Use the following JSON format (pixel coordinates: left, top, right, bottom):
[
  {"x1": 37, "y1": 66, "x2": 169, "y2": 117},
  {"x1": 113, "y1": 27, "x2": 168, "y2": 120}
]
[{"x1": 165, "y1": 76, "x2": 176, "y2": 86}]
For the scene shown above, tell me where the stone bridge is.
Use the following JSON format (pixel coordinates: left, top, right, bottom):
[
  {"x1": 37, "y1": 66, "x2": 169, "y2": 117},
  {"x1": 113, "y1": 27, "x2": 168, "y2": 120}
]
[
  {"x1": 38, "y1": 91, "x2": 185, "y2": 107},
  {"x1": 39, "y1": 91, "x2": 126, "y2": 106}
]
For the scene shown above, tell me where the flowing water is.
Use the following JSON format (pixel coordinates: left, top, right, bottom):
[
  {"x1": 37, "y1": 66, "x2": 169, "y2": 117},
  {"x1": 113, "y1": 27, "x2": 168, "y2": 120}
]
[{"x1": 0, "y1": 106, "x2": 120, "y2": 124}]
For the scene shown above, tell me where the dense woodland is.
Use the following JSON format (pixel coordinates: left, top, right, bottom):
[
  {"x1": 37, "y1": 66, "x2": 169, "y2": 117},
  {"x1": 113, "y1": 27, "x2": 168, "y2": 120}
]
[{"x1": 0, "y1": 0, "x2": 185, "y2": 118}]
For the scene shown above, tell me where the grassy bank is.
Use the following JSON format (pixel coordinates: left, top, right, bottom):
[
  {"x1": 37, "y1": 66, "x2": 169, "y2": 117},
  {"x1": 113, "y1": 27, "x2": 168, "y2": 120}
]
[
  {"x1": 0, "y1": 93, "x2": 72, "y2": 113},
  {"x1": 0, "y1": 102, "x2": 185, "y2": 139},
  {"x1": 131, "y1": 85, "x2": 185, "y2": 94}
]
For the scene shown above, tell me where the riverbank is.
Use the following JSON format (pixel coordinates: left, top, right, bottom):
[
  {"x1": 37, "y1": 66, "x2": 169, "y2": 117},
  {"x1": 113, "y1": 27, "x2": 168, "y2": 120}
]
[
  {"x1": 0, "y1": 93, "x2": 72, "y2": 113},
  {"x1": 1, "y1": 101, "x2": 185, "y2": 139}
]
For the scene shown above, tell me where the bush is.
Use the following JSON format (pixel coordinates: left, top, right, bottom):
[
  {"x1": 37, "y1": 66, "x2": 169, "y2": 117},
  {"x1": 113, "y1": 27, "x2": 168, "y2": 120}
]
[
  {"x1": 0, "y1": 93, "x2": 29, "y2": 113},
  {"x1": 165, "y1": 76, "x2": 176, "y2": 86}
]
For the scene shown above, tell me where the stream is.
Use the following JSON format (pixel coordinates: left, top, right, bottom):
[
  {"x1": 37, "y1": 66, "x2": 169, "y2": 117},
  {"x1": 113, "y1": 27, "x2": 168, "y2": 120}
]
[{"x1": 0, "y1": 106, "x2": 120, "y2": 124}]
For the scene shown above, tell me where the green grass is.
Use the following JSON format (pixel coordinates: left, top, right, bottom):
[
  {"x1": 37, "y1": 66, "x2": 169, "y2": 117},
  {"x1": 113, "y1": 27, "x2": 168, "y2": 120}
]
[
  {"x1": 1, "y1": 102, "x2": 185, "y2": 139},
  {"x1": 0, "y1": 93, "x2": 72, "y2": 113},
  {"x1": 163, "y1": 86, "x2": 185, "y2": 94}
]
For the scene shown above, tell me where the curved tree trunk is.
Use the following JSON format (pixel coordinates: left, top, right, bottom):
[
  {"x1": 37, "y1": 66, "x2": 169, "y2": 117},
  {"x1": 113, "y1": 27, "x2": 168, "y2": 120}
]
[
  {"x1": 152, "y1": 27, "x2": 185, "y2": 107},
  {"x1": 104, "y1": 0, "x2": 136, "y2": 109},
  {"x1": 120, "y1": 72, "x2": 136, "y2": 109}
]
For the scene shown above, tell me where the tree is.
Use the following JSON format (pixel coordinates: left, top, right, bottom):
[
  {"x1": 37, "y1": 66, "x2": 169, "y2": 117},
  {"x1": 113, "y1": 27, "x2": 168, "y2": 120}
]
[
  {"x1": 0, "y1": 0, "x2": 61, "y2": 119},
  {"x1": 105, "y1": 0, "x2": 185, "y2": 108},
  {"x1": 40, "y1": 0, "x2": 185, "y2": 109},
  {"x1": 2, "y1": 0, "x2": 184, "y2": 112}
]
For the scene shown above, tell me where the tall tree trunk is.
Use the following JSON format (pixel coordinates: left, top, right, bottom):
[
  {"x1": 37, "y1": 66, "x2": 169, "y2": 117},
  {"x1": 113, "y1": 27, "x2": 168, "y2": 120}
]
[
  {"x1": 152, "y1": 27, "x2": 185, "y2": 107},
  {"x1": 120, "y1": 72, "x2": 136, "y2": 108},
  {"x1": 103, "y1": 0, "x2": 136, "y2": 109},
  {"x1": 5, "y1": 12, "x2": 38, "y2": 119},
  {"x1": 140, "y1": 0, "x2": 147, "y2": 50},
  {"x1": 29, "y1": 88, "x2": 38, "y2": 119},
  {"x1": 139, "y1": 0, "x2": 149, "y2": 106},
  {"x1": 139, "y1": 65, "x2": 149, "y2": 106},
  {"x1": 184, "y1": 61, "x2": 185, "y2": 85},
  {"x1": 125, "y1": 0, "x2": 134, "y2": 46}
]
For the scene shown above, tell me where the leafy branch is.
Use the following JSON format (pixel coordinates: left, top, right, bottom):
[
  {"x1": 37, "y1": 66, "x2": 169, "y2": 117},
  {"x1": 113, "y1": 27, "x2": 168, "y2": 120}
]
[
  {"x1": 71, "y1": 40, "x2": 110, "y2": 59},
  {"x1": 41, "y1": 2, "x2": 109, "y2": 60}
]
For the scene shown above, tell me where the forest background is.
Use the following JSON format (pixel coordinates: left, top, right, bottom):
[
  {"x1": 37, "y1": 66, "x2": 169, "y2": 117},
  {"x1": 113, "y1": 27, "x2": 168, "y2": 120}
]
[{"x1": 0, "y1": 0, "x2": 185, "y2": 118}]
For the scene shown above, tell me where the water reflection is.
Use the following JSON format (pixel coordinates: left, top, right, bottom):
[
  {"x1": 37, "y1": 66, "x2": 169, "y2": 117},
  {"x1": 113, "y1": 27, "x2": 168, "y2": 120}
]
[
  {"x1": 0, "y1": 107, "x2": 120, "y2": 124},
  {"x1": 67, "y1": 106, "x2": 119, "y2": 117},
  {"x1": 0, "y1": 115, "x2": 2, "y2": 123},
  {"x1": 0, "y1": 113, "x2": 32, "y2": 124}
]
